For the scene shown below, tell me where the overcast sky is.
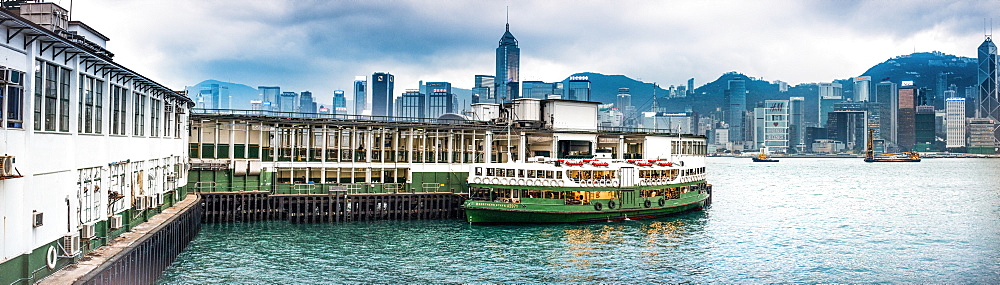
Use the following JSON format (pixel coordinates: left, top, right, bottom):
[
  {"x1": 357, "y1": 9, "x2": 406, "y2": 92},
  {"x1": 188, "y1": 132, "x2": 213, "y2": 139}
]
[{"x1": 68, "y1": 0, "x2": 994, "y2": 102}]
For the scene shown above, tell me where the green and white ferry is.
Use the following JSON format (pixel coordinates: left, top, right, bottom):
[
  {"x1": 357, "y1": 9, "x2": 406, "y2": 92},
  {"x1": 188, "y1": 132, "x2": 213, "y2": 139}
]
[{"x1": 463, "y1": 158, "x2": 711, "y2": 223}]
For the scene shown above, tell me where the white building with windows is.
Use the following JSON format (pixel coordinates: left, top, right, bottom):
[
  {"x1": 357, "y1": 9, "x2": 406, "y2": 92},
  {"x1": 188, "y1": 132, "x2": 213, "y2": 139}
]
[
  {"x1": 0, "y1": 3, "x2": 192, "y2": 284},
  {"x1": 945, "y1": 97, "x2": 966, "y2": 148}
]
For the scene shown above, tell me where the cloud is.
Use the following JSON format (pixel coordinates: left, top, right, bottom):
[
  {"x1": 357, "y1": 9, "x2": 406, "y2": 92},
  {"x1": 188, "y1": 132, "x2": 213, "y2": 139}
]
[{"x1": 70, "y1": 0, "x2": 990, "y2": 103}]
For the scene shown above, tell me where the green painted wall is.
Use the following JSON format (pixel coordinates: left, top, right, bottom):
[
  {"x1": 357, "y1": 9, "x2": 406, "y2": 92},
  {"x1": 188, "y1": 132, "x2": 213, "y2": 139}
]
[{"x1": 0, "y1": 189, "x2": 189, "y2": 285}]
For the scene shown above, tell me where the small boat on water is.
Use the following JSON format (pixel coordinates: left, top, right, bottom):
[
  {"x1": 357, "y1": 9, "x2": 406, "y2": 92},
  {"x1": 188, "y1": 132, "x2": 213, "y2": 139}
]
[
  {"x1": 461, "y1": 159, "x2": 711, "y2": 223},
  {"x1": 752, "y1": 147, "x2": 779, "y2": 162},
  {"x1": 752, "y1": 153, "x2": 779, "y2": 162}
]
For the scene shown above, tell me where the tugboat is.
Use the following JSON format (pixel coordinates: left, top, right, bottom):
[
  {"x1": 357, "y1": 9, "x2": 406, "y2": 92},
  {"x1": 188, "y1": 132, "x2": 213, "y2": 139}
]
[
  {"x1": 462, "y1": 159, "x2": 711, "y2": 223},
  {"x1": 751, "y1": 147, "x2": 779, "y2": 162},
  {"x1": 752, "y1": 153, "x2": 779, "y2": 162}
]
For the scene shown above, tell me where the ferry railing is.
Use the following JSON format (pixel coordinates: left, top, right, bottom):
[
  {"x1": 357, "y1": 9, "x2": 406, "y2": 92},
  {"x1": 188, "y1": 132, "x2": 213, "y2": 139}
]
[{"x1": 193, "y1": 182, "x2": 217, "y2": 193}]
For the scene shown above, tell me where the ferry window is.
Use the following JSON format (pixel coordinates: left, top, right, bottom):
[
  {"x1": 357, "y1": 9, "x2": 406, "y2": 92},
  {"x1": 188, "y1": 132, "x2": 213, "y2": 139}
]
[
  {"x1": 536, "y1": 170, "x2": 544, "y2": 178},
  {"x1": 542, "y1": 191, "x2": 563, "y2": 199},
  {"x1": 556, "y1": 171, "x2": 562, "y2": 179},
  {"x1": 545, "y1": 171, "x2": 553, "y2": 179},
  {"x1": 522, "y1": 190, "x2": 540, "y2": 198},
  {"x1": 486, "y1": 168, "x2": 495, "y2": 176},
  {"x1": 581, "y1": 171, "x2": 591, "y2": 180},
  {"x1": 527, "y1": 170, "x2": 536, "y2": 178},
  {"x1": 517, "y1": 169, "x2": 524, "y2": 177},
  {"x1": 507, "y1": 169, "x2": 515, "y2": 178},
  {"x1": 475, "y1": 167, "x2": 482, "y2": 176}
]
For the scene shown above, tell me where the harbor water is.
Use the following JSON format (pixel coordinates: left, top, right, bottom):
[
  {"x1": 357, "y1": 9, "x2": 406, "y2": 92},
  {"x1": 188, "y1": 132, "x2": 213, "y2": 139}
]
[{"x1": 158, "y1": 158, "x2": 1000, "y2": 283}]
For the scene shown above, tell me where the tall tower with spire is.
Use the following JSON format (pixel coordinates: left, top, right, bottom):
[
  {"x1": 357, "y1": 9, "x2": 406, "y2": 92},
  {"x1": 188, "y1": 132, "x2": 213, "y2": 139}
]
[
  {"x1": 496, "y1": 19, "x2": 520, "y2": 103},
  {"x1": 978, "y1": 35, "x2": 999, "y2": 144}
]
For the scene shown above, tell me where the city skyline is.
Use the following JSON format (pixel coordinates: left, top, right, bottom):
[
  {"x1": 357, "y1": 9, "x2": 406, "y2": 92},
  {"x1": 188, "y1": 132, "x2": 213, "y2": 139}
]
[{"x1": 71, "y1": 0, "x2": 994, "y2": 103}]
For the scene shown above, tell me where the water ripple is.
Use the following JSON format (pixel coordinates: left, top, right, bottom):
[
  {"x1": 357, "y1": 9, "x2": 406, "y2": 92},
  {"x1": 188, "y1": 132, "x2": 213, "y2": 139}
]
[{"x1": 159, "y1": 158, "x2": 1000, "y2": 284}]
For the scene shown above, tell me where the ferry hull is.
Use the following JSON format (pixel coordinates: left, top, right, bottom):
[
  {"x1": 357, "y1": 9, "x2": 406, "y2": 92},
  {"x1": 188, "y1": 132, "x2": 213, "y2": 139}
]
[{"x1": 463, "y1": 199, "x2": 707, "y2": 224}]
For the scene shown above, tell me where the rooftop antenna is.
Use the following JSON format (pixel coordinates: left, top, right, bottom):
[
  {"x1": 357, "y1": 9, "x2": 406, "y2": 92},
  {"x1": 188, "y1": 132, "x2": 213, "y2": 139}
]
[{"x1": 506, "y1": 6, "x2": 509, "y2": 30}]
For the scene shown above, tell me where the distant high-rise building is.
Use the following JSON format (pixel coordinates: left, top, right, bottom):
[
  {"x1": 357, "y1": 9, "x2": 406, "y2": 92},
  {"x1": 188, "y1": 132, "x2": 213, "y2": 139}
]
[
  {"x1": 333, "y1": 90, "x2": 347, "y2": 115},
  {"x1": 566, "y1": 76, "x2": 591, "y2": 101},
  {"x1": 371, "y1": 72, "x2": 394, "y2": 117},
  {"x1": 875, "y1": 81, "x2": 898, "y2": 145},
  {"x1": 354, "y1": 76, "x2": 367, "y2": 115},
  {"x1": 522, "y1": 81, "x2": 557, "y2": 100},
  {"x1": 763, "y1": 100, "x2": 789, "y2": 152},
  {"x1": 687, "y1": 78, "x2": 695, "y2": 95},
  {"x1": 726, "y1": 78, "x2": 747, "y2": 142},
  {"x1": 617, "y1": 88, "x2": 636, "y2": 127},
  {"x1": 279, "y1": 92, "x2": 297, "y2": 113},
  {"x1": 897, "y1": 86, "x2": 918, "y2": 151},
  {"x1": 853, "y1": 76, "x2": 871, "y2": 102},
  {"x1": 426, "y1": 82, "x2": 454, "y2": 118},
  {"x1": 935, "y1": 72, "x2": 948, "y2": 110},
  {"x1": 915, "y1": 105, "x2": 936, "y2": 151},
  {"x1": 774, "y1": 80, "x2": 789, "y2": 93},
  {"x1": 496, "y1": 22, "x2": 520, "y2": 102},
  {"x1": 473, "y1": 75, "x2": 495, "y2": 104},
  {"x1": 398, "y1": 89, "x2": 425, "y2": 119},
  {"x1": 968, "y1": 118, "x2": 998, "y2": 154},
  {"x1": 945, "y1": 97, "x2": 966, "y2": 148},
  {"x1": 788, "y1": 97, "x2": 805, "y2": 149},
  {"x1": 977, "y1": 35, "x2": 1000, "y2": 145},
  {"x1": 199, "y1": 83, "x2": 230, "y2": 110},
  {"x1": 818, "y1": 82, "x2": 843, "y2": 127},
  {"x1": 299, "y1": 91, "x2": 316, "y2": 114},
  {"x1": 827, "y1": 102, "x2": 867, "y2": 151},
  {"x1": 259, "y1": 86, "x2": 280, "y2": 111}
]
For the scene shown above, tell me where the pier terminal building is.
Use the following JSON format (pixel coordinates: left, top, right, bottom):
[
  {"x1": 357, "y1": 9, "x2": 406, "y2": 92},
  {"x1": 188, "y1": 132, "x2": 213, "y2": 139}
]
[
  {"x1": 0, "y1": 3, "x2": 192, "y2": 284},
  {"x1": 188, "y1": 98, "x2": 708, "y2": 196}
]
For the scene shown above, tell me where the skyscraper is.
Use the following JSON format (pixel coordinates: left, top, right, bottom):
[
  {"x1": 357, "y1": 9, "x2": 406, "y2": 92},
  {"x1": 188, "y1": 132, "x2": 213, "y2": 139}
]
[
  {"x1": 371, "y1": 72, "x2": 394, "y2": 117},
  {"x1": 945, "y1": 97, "x2": 966, "y2": 148},
  {"x1": 496, "y1": 23, "x2": 519, "y2": 102},
  {"x1": 897, "y1": 86, "x2": 917, "y2": 151},
  {"x1": 332, "y1": 90, "x2": 347, "y2": 115},
  {"x1": 617, "y1": 88, "x2": 636, "y2": 127},
  {"x1": 853, "y1": 76, "x2": 871, "y2": 102},
  {"x1": 726, "y1": 78, "x2": 747, "y2": 142},
  {"x1": 818, "y1": 82, "x2": 843, "y2": 127},
  {"x1": 299, "y1": 91, "x2": 316, "y2": 114},
  {"x1": 354, "y1": 76, "x2": 367, "y2": 115},
  {"x1": 522, "y1": 81, "x2": 559, "y2": 99},
  {"x1": 977, "y1": 35, "x2": 999, "y2": 144},
  {"x1": 763, "y1": 100, "x2": 790, "y2": 153},
  {"x1": 426, "y1": 82, "x2": 454, "y2": 118},
  {"x1": 279, "y1": 92, "x2": 297, "y2": 113},
  {"x1": 788, "y1": 97, "x2": 805, "y2": 150},
  {"x1": 687, "y1": 78, "x2": 695, "y2": 95},
  {"x1": 875, "y1": 81, "x2": 898, "y2": 145},
  {"x1": 566, "y1": 76, "x2": 591, "y2": 101},
  {"x1": 398, "y1": 89, "x2": 425, "y2": 119},
  {"x1": 259, "y1": 86, "x2": 280, "y2": 111},
  {"x1": 473, "y1": 75, "x2": 495, "y2": 104}
]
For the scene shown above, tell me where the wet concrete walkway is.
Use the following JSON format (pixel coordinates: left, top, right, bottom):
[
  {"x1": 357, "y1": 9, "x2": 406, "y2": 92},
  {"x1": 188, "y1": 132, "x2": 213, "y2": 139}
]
[{"x1": 39, "y1": 194, "x2": 199, "y2": 284}]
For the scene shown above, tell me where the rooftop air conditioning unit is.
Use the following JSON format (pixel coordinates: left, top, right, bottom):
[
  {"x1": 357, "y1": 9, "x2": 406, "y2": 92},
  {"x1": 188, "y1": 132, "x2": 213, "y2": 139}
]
[
  {"x1": 32, "y1": 211, "x2": 43, "y2": 227},
  {"x1": 135, "y1": 197, "x2": 146, "y2": 210},
  {"x1": 0, "y1": 156, "x2": 15, "y2": 177},
  {"x1": 62, "y1": 233, "x2": 80, "y2": 256},
  {"x1": 80, "y1": 224, "x2": 95, "y2": 240},
  {"x1": 110, "y1": 215, "x2": 123, "y2": 230}
]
